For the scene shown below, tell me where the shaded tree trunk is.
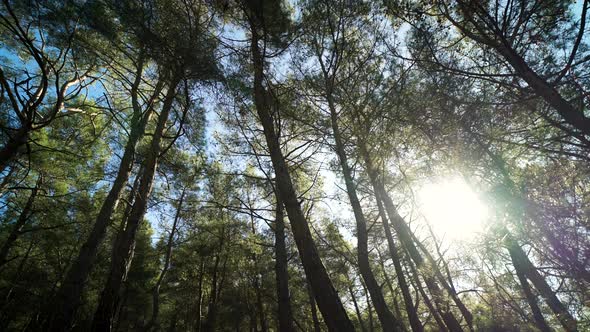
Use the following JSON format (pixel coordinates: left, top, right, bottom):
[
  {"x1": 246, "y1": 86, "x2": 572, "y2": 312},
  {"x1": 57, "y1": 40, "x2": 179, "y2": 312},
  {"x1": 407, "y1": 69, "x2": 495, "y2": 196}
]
[
  {"x1": 407, "y1": 257, "x2": 448, "y2": 332},
  {"x1": 273, "y1": 196, "x2": 294, "y2": 332},
  {"x1": 374, "y1": 189, "x2": 423, "y2": 332},
  {"x1": 512, "y1": 255, "x2": 551, "y2": 332},
  {"x1": 254, "y1": 275, "x2": 267, "y2": 332},
  {"x1": 327, "y1": 91, "x2": 402, "y2": 331},
  {"x1": 362, "y1": 283, "x2": 374, "y2": 332},
  {"x1": 306, "y1": 280, "x2": 321, "y2": 332},
  {"x1": 495, "y1": 40, "x2": 590, "y2": 137},
  {"x1": 203, "y1": 223, "x2": 226, "y2": 332},
  {"x1": 358, "y1": 139, "x2": 465, "y2": 332},
  {"x1": 91, "y1": 79, "x2": 178, "y2": 332},
  {"x1": 195, "y1": 258, "x2": 205, "y2": 332},
  {"x1": 147, "y1": 188, "x2": 185, "y2": 331},
  {"x1": 465, "y1": 124, "x2": 578, "y2": 331},
  {"x1": 349, "y1": 286, "x2": 367, "y2": 332},
  {"x1": 445, "y1": 2, "x2": 590, "y2": 138},
  {"x1": 506, "y1": 236, "x2": 577, "y2": 331},
  {"x1": 249, "y1": 23, "x2": 353, "y2": 332},
  {"x1": 43, "y1": 64, "x2": 164, "y2": 331},
  {"x1": 0, "y1": 175, "x2": 41, "y2": 267},
  {"x1": 0, "y1": 127, "x2": 29, "y2": 175}
]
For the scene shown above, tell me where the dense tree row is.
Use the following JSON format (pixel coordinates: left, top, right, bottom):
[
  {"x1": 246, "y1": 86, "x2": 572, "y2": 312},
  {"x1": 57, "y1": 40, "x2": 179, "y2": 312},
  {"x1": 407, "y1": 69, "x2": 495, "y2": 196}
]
[{"x1": 0, "y1": 0, "x2": 588, "y2": 331}]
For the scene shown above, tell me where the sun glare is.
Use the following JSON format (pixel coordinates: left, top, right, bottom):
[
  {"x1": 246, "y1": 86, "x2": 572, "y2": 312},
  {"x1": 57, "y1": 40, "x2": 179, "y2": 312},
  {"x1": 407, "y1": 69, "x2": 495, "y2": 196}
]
[{"x1": 417, "y1": 177, "x2": 488, "y2": 242}]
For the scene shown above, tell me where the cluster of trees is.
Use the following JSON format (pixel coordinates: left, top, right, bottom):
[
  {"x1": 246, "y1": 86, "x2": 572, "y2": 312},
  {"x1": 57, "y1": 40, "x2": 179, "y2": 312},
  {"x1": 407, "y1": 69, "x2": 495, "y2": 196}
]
[{"x1": 0, "y1": 0, "x2": 587, "y2": 331}]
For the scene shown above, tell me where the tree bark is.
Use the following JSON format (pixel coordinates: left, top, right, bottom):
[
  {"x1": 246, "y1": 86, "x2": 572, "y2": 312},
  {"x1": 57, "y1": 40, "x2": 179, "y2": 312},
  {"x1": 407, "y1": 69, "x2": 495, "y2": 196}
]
[
  {"x1": 146, "y1": 188, "x2": 185, "y2": 331},
  {"x1": 306, "y1": 280, "x2": 321, "y2": 332},
  {"x1": 0, "y1": 127, "x2": 29, "y2": 174},
  {"x1": 447, "y1": 2, "x2": 590, "y2": 138},
  {"x1": 358, "y1": 140, "x2": 465, "y2": 332},
  {"x1": 195, "y1": 258, "x2": 205, "y2": 332},
  {"x1": 374, "y1": 190, "x2": 423, "y2": 332},
  {"x1": 349, "y1": 286, "x2": 367, "y2": 332},
  {"x1": 0, "y1": 175, "x2": 41, "y2": 267},
  {"x1": 327, "y1": 92, "x2": 403, "y2": 331},
  {"x1": 91, "y1": 79, "x2": 178, "y2": 332},
  {"x1": 43, "y1": 66, "x2": 163, "y2": 331},
  {"x1": 506, "y1": 236, "x2": 577, "y2": 331},
  {"x1": 466, "y1": 124, "x2": 578, "y2": 331},
  {"x1": 203, "y1": 223, "x2": 226, "y2": 332},
  {"x1": 512, "y1": 256, "x2": 551, "y2": 332},
  {"x1": 495, "y1": 40, "x2": 590, "y2": 137},
  {"x1": 249, "y1": 24, "x2": 353, "y2": 332},
  {"x1": 407, "y1": 257, "x2": 448, "y2": 332},
  {"x1": 273, "y1": 196, "x2": 294, "y2": 332}
]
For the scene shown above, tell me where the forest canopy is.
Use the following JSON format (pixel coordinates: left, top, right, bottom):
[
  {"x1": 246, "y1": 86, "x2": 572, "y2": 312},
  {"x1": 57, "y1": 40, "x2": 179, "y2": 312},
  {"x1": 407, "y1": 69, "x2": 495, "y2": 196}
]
[{"x1": 0, "y1": 0, "x2": 588, "y2": 331}]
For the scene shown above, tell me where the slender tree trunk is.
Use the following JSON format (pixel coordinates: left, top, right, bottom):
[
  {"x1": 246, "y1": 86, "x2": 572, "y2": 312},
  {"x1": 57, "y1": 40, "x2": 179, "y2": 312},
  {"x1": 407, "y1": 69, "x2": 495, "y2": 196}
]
[
  {"x1": 43, "y1": 71, "x2": 163, "y2": 331},
  {"x1": 349, "y1": 286, "x2": 367, "y2": 332},
  {"x1": 273, "y1": 196, "x2": 294, "y2": 332},
  {"x1": 358, "y1": 139, "x2": 464, "y2": 332},
  {"x1": 327, "y1": 94, "x2": 402, "y2": 331},
  {"x1": 0, "y1": 239, "x2": 34, "y2": 330},
  {"x1": 447, "y1": 4, "x2": 590, "y2": 138},
  {"x1": 409, "y1": 231, "x2": 473, "y2": 330},
  {"x1": 494, "y1": 41, "x2": 590, "y2": 137},
  {"x1": 374, "y1": 189, "x2": 423, "y2": 332},
  {"x1": 203, "y1": 253, "x2": 220, "y2": 332},
  {"x1": 363, "y1": 283, "x2": 374, "y2": 332},
  {"x1": 377, "y1": 249, "x2": 404, "y2": 320},
  {"x1": 512, "y1": 256, "x2": 551, "y2": 332},
  {"x1": 249, "y1": 26, "x2": 353, "y2": 332},
  {"x1": 91, "y1": 79, "x2": 177, "y2": 332},
  {"x1": 0, "y1": 175, "x2": 41, "y2": 267},
  {"x1": 146, "y1": 188, "x2": 185, "y2": 331},
  {"x1": 506, "y1": 236, "x2": 577, "y2": 331},
  {"x1": 195, "y1": 258, "x2": 204, "y2": 332},
  {"x1": 466, "y1": 126, "x2": 578, "y2": 330},
  {"x1": 203, "y1": 223, "x2": 226, "y2": 332},
  {"x1": 306, "y1": 280, "x2": 321, "y2": 332},
  {"x1": 0, "y1": 127, "x2": 29, "y2": 175},
  {"x1": 254, "y1": 275, "x2": 267, "y2": 332},
  {"x1": 407, "y1": 258, "x2": 448, "y2": 332}
]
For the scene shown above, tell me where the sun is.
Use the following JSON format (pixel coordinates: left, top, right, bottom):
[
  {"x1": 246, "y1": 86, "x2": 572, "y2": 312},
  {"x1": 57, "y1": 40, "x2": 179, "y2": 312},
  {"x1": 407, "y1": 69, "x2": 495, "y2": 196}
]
[{"x1": 416, "y1": 176, "x2": 488, "y2": 242}]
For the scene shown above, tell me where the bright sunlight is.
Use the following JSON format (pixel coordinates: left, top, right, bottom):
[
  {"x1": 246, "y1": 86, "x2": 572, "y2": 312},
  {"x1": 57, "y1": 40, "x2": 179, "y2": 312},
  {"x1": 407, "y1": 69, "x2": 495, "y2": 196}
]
[{"x1": 417, "y1": 176, "x2": 488, "y2": 242}]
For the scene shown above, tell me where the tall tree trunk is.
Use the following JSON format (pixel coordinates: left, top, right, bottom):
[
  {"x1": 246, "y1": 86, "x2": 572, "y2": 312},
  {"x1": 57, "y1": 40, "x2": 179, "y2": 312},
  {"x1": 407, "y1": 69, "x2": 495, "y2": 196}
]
[
  {"x1": 43, "y1": 67, "x2": 163, "y2": 331},
  {"x1": 494, "y1": 41, "x2": 590, "y2": 137},
  {"x1": 306, "y1": 280, "x2": 321, "y2": 332},
  {"x1": 358, "y1": 139, "x2": 465, "y2": 332},
  {"x1": 363, "y1": 282, "x2": 374, "y2": 332},
  {"x1": 273, "y1": 196, "x2": 294, "y2": 332},
  {"x1": 466, "y1": 126, "x2": 578, "y2": 331},
  {"x1": 203, "y1": 223, "x2": 226, "y2": 332},
  {"x1": 374, "y1": 189, "x2": 423, "y2": 332},
  {"x1": 349, "y1": 286, "x2": 367, "y2": 332},
  {"x1": 407, "y1": 257, "x2": 448, "y2": 332},
  {"x1": 195, "y1": 258, "x2": 205, "y2": 332},
  {"x1": 506, "y1": 236, "x2": 577, "y2": 331},
  {"x1": 249, "y1": 25, "x2": 353, "y2": 332},
  {"x1": 91, "y1": 79, "x2": 178, "y2": 332},
  {"x1": 448, "y1": 3, "x2": 590, "y2": 138},
  {"x1": 512, "y1": 255, "x2": 551, "y2": 332},
  {"x1": 0, "y1": 175, "x2": 41, "y2": 267},
  {"x1": 147, "y1": 188, "x2": 185, "y2": 331},
  {"x1": 409, "y1": 230, "x2": 474, "y2": 330},
  {"x1": 254, "y1": 275, "x2": 267, "y2": 332},
  {"x1": 327, "y1": 93, "x2": 402, "y2": 331},
  {"x1": 0, "y1": 126, "x2": 29, "y2": 175},
  {"x1": 0, "y1": 239, "x2": 34, "y2": 330},
  {"x1": 203, "y1": 253, "x2": 220, "y2": 332}
]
